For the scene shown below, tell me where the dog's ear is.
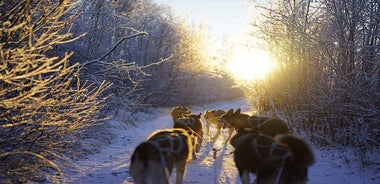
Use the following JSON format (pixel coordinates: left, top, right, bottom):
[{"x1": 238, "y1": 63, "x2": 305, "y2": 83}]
[
  {"x1": 235, "y1": 108, "x2": 241, "y2": 114},
  {"x1": 227, "y1": 108, "x2": 233, "y2": 115},
  {"x1": 197, "y1": 112, "x2": 201, "y2": 118}
]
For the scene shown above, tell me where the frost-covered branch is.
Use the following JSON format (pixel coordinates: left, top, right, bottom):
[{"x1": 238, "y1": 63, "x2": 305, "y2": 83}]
[{"x1": 0, "y1": 1, "x2": 111, "y2": 183}]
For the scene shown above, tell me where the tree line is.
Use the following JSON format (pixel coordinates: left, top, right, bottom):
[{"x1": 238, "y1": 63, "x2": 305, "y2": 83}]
[
  {"x1": 243, "y1": 0, "x2": 379, "y2": 162},
  {"x1": 0, "y1": 0, "x2": 238, "y2": 183},
  {"x1": 2, "y1": 0, "x2": 377, "y2": 182}
]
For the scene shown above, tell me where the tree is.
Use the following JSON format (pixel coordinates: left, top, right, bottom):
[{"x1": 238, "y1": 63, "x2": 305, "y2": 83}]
[
  {"x1": 247, "y1": 0, "x2": 379, "y2": 158},
  {"x1": 0, "y1": 1, "x2": 110, "y2": 182},
  {"x1": 70, "y1": 0, "x2": 238, "y2": 107}
]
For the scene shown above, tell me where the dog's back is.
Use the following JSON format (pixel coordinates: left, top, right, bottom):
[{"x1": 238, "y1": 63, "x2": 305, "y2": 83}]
[
  {"x1": 204, "y1": 110, "x2": 225, "y2": 124},
  {"x1": 220, "y1": 108, "x2": 288, "y2": 137},
  {"x1": 174, "y1": 113, "x2": 203, "y2": 153},
  {"x1": 173, "y1": 118, "x2": 198, "y2": 159},
  {"x1": 231, "y1": 129, "x2": 314, "y2": 184},
  {"x1": 147, "y1": 129, "x2": 193, "y2": 162},
  {"x1": 248, "y1": 116, "x2": 289, "y2": 137},
  {"x1": 255, "y1": 134, "x2": 315, "y2": 184},
  {"x1": 231, "y1": 130, "x2": 288, "y2": 175},
  {"x1": 130, "y1": 128, "x2": 193, "y2": 184},
  {"x1": 275, "y1": 134, "x2": 315, "y2": 169}
]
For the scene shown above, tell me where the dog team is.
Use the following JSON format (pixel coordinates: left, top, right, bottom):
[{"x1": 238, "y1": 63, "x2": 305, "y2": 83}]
[{"x1": 130, "y1": 106, "x2": 315, "y2": 184}]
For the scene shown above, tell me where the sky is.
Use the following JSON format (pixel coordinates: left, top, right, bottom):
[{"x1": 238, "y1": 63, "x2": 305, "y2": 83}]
[
  {"x1": 152, "y1": 0, "x2": 274, "y2": 82},
  {"x1": 153, "y1": 0, "x2": 253, "y2": 36}
]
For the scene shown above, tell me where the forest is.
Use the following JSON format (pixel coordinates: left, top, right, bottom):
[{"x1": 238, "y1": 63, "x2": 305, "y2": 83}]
[{"x1": 0, "y1": 0, "x2": 379, "y2": 183}]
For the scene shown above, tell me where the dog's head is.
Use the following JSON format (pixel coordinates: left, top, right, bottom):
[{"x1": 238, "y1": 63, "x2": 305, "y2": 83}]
[
  {"x1": 171, "y1": 106, "x2": 192, "y2": 121},
  {"x1": 218, "y1": 108, "x2": 242, "y2": 128}
]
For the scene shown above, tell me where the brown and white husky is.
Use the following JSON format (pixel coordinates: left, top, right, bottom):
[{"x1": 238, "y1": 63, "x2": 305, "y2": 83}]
[
  {"x1": 129, "y1": 128, "x2": 194, "y2": 184},
  {"x1": 231, "y1": 128, "x2": 314, "y2": 184},
  {"x1": 219, "y1": 108, "x2": 289, "y2": 137},
  {"x1": 204, "y1": 109, "x2": 235, "y2": 143}
]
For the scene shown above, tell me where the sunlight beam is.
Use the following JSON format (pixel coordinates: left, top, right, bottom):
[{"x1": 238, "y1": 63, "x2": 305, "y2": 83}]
[{"x1": 227, "y1": 48, "x2": 275, "y2": 81}]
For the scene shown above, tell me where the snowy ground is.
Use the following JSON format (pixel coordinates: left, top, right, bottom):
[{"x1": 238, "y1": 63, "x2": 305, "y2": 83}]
[{"x1": 66, "y1": 99, "x2": 380, "y2": 184}]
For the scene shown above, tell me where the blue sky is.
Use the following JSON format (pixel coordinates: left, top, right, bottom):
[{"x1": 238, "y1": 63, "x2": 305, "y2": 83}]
[{"x1": 153, "y1": 0, "x2": 252, "y2": 35}]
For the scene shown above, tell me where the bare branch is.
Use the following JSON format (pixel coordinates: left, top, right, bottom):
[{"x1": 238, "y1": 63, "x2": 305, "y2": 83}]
[{"x1": 80, "y1": 31, "x2": 148, "y2": 69}]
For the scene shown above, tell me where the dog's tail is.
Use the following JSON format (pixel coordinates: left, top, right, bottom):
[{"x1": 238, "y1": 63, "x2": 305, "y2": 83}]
[{"x1": 275, "y1": 134, "x2": 315, "y2": 168}]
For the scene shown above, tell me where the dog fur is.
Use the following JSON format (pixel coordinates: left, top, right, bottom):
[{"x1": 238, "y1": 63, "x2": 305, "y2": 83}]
[
  {"x1": 130, "y1": 128, "x2": 194, "y2": 184},
  {"x1": 219, "y1": 108, "x2": 289, "y2": 137},
  {"x1": 171, "y1": 106, "x2": 192, "y2": 123},
  {"x1": 231, "y1": 128, "x2": 314, "y2": 184},
  {"x1": 204, "y1": 109, "x2": 235, "y2": 143},
  {"x1": 173, "y1": 113, "x2": 204, "y2": 156}
]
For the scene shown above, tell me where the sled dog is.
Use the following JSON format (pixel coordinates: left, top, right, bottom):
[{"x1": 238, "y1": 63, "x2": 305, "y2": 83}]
[
  {"x1": 171, "y1": 106, "x2": 192, "y2": 123},
  {"x1": 219, "y1": 108, "x2": 289, "y2": 137},
  {"x1": 204, "y1": 109, "x2": 234, "y2": 143},
  {"x1": 231, "y1": 128, "x2": 314, "y2": 184},
  {"x1": 130, "y1": 128, "x2": 194, "y2": 184},
  {"x1": 174, "y1": 113, "x2": 204, "y2": 155}
]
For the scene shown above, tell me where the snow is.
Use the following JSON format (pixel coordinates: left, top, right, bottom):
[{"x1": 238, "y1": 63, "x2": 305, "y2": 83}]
[{"x1": 66, "y1": 99, "x2": 380, "y2": 184}]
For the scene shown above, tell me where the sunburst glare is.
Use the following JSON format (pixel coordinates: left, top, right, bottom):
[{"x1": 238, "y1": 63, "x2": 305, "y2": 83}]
[{"x1": 227, "y1": 48, "x2": 275, "y2": 81}]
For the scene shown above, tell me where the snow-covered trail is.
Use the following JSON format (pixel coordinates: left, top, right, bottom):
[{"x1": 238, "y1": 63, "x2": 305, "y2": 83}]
[
  {"x1": 67, "y1": 99, "x2": 247, "y2": 184},
  {"x1": 66, "y1": 99, "x2": 379, "y2": 184}
]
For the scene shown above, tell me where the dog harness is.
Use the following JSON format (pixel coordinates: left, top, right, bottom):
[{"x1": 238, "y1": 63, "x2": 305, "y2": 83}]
[
  {"x1": 149, "y1": 132, "x2": 185, "y2": 155},
  {"x1": 248, "y1": 116, "x2": 273, "y2": 129},
  {"x1": 251, "y1": 137, "x2": 286, "y2": 159},
  {"x1": 250, "y1": 136, "x2": 289, "y2": 184},
  {"x1": 181, "y1": 123, "x2": 204, "y2": 140},
  {"x1": 274, "y1": 152, "x2": 290, "y2": 184},
  {"x1": 175, "y1": 118, "x2": 204, "y2": 141},
  {"x1": 149, "y1": 132, "x2": 187, "y2": 183}
]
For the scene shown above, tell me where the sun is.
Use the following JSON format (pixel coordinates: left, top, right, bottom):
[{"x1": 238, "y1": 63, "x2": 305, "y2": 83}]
[{"x1": 227, "y1": 49, "x2": 275, "y2": 81}]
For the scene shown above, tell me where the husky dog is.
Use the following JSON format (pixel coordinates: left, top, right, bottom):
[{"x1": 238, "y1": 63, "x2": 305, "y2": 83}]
[
  {"x1": 219, "y1": 108, "x2": 289, "y2": 137},
  {"x1": 171, "y1": 106, "x2": 192, "y2": 123},
  {"x1": 173, "y1": 120, "x2": 198, "y2": 159},
  {"x1": 204, "y1": 109, "x2": 235, "y2": 143},
  {"x1": 231, "y1": 128, "x2": 314, "y2": 184},
  {"x1": 130, "y1": 128, "x2": 194, "y2": 184},
  {"x1": 174, "y1": 113, "x2": 204, "y2": 156}
]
